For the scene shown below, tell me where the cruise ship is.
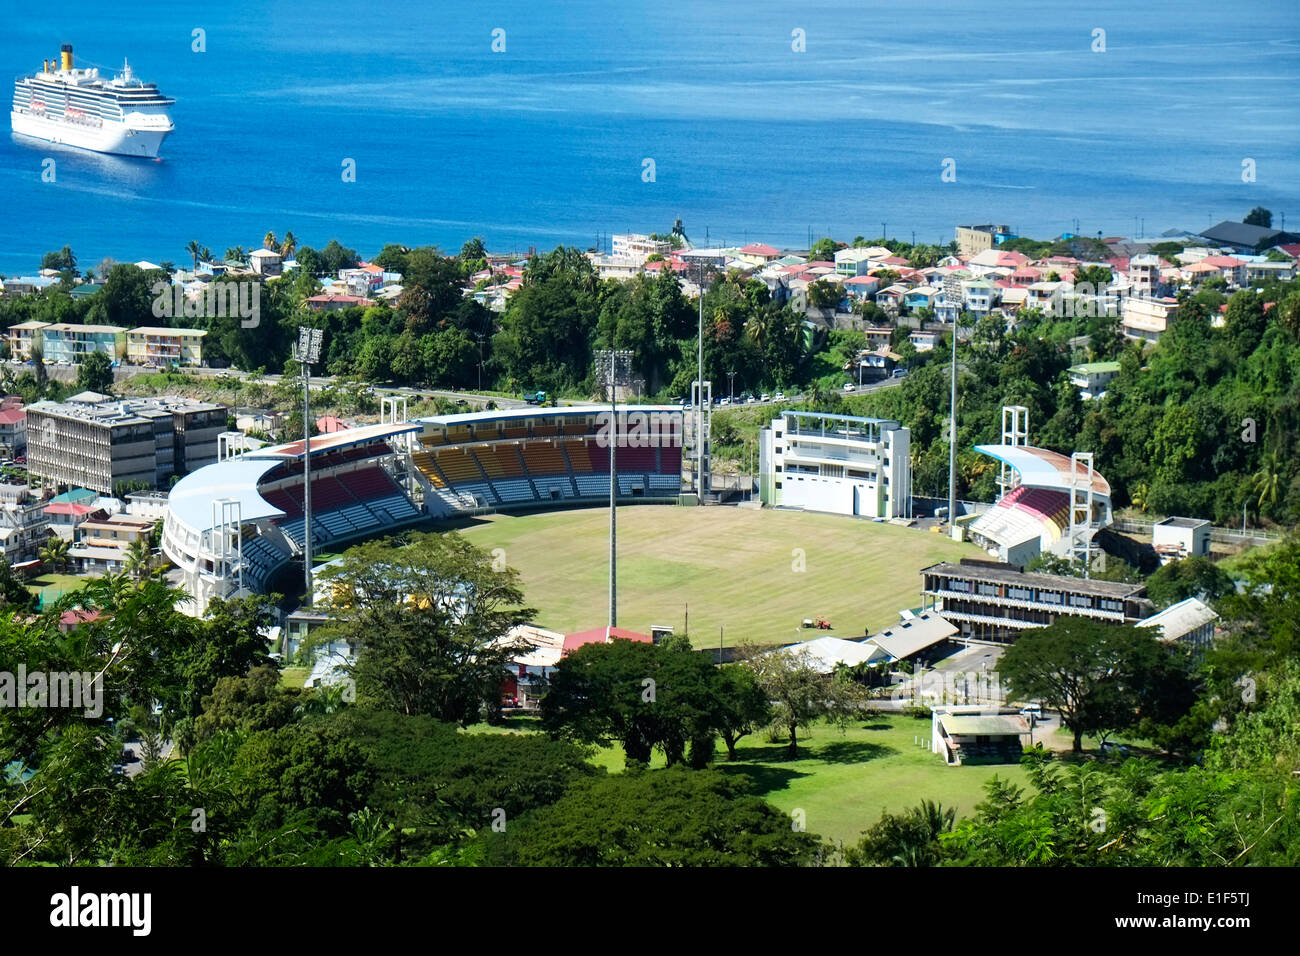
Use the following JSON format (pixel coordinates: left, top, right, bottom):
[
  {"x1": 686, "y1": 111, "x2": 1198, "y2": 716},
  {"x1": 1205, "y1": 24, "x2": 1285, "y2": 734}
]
[{"x1": 11, "y1": 45, "x2": 174, "y2": 158}]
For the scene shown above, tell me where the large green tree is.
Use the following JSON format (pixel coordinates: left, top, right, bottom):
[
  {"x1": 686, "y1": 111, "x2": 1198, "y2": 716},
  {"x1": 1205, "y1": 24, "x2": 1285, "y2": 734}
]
[
  {"x1": 999, "y1": 619, "x2": 1195, "y2": 752},
  {"x1": 313, "y1": 532, "x2": 534, "y2": 723}
]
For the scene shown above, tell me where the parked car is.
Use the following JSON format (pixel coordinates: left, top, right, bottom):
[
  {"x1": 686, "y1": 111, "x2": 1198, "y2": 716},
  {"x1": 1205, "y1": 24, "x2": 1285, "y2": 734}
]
[
  {"x1": 760, "y1": 393, "x2": 770, "y2": 402},
  {"x1": 719, "y1": 397, "x2": 731, "y2": 406},
  {"x1": 892, "y1": 368, "x2": 908, "y2": 378},
  {"x1": 843, "y1": 382, "x2": 856, "y2": 391},
  {"x1": 773, "y1": 391, "x2": 785, "y2": 402},
  {"x1": 1019, "y1": 705, "x2": 1043, "y2": 720}
]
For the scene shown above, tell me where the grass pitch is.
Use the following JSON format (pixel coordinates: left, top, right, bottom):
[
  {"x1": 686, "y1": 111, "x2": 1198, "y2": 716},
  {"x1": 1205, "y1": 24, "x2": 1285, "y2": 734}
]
[{"x1": 455, "y1": 505, "x2": 979, "y2": 646}]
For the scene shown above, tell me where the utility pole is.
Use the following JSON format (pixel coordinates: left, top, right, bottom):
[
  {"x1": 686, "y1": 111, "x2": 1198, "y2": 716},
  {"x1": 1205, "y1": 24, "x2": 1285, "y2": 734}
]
[
  {"x1": 728, "y1": 369, "x2": 735, "y2": 404},
  {"x1": 294, "y1": 326, "x2": 323, "y2": 605}
]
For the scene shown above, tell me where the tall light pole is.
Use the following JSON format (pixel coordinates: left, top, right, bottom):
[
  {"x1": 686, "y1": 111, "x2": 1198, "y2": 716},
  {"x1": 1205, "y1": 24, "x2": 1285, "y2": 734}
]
[
  {"x1": 728, "y1": 370, "x2": 736, "y2": 404},
  {"x1": 697, "y1": 281, "x2": 704, "y2": 495},
  {"x1": 948, "y1": 300, "x2": 957, "y2": 530},
  {"x1": 595, "y1": 348, "x2": 632, "y2": 630},
  {"x1": 941, "y1": 277, "x2": 961, "y2": 535},
  {"x1": 294, "y1": 325, "x2": 323, "y2": 605}
]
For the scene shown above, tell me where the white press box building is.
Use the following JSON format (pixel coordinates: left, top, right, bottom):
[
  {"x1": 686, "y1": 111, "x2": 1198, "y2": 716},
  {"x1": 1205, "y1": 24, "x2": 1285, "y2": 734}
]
[{"x1": 758, "y1": 410, "x2": 911, "y2": 519}]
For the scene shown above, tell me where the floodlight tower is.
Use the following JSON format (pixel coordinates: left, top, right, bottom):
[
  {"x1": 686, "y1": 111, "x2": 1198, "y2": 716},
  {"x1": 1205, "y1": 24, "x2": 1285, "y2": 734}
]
[
  {"x1": 998, "y1": 405, "x2": 1029, "y2": 498},
  {"x1": 595, "y1": 348, "x2": 633, "y2": 629},
  {"x1": 294, "y1": 326, "x2": 324, "y2": 605},
  {"x1": 1069, "y1": 451, "x2": 1096, "y2": 579}
]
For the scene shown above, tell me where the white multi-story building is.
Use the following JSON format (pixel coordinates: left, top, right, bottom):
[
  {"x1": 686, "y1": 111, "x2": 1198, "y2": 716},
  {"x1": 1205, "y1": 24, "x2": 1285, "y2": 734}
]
[
  {"x1": 611, "y1": 234, "x2": 672, "y2": 262},
  {"x1": 759, "y1": 411, "x2": 910, "y2": 519}
]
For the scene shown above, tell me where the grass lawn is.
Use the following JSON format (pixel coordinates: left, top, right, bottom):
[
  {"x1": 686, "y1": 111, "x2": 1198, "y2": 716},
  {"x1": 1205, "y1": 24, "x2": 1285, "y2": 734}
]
[
  {"x1": 280, "y1": 667, "x2": 311, "y2": 689},
  {"x1": 465, "y1": 713, "x2": 1028, "y2": 847},
  {"x1": 27, "y1": 573, "x2": 91, "y2": 606},
  {"x1": 455, "y1": 505, "x2": 979, "y2": 645},
  {"x1": 636, "y1": 715, "x2": 1029, "y2": 847}
]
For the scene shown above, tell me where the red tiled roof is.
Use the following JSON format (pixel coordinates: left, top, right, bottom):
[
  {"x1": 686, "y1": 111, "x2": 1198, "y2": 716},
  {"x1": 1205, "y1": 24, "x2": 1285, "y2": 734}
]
[
  {"x1": 44, "y1": 501, "x2": 98, "y2": 517},
  {"x1": 0, "y1": 408, "x2": 24, "y2": 425},
  {"x1": 740, "y1": 243, "x2": 781, "y2": 256},
  {"x1": 59, "y1": 608, "x2": 103, "y2": 627},
  {"x1": 562, "y1": 626, "x2": 654, "y2": 654}
]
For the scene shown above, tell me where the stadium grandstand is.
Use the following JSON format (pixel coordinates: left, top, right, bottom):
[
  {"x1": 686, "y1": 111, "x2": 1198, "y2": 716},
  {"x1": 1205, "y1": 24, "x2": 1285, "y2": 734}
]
[
  {"x1": 163, "y1": 405, "x2": 686, "y2": 614},
  {"x1": 162, "y1": 422, "x2": 424, "y2": 615},
  {"x1": 757, "y1": 410, "x2": 911, "y2": 519},
  {"x1": 966, "y1": 444, "x2": 1112, "y2": 567},
  {"x1": 413, "y1": 405, "x2": 685, "y2": 516}
]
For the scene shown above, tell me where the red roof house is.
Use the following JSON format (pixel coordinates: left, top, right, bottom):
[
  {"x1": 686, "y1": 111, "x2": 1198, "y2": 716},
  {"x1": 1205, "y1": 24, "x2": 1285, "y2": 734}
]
[{"x1": 562, "y1": 626, "x2": 654, "y2": 656}]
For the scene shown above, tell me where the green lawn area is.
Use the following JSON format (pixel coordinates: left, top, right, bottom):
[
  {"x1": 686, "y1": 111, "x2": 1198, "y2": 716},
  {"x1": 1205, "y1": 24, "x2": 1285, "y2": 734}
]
[
  {"x1": 27, "y1": 573, "x2": 92, "y2": 606},
  {"x1": 456, "y1": 505, "x2": 979, "y2": 645},
  {"x1": 280, "y1": 667, "x2": 311, "y2": 689},
  {"x1": 465, "y1": 713, "x2": 1029, "y2": 847}
]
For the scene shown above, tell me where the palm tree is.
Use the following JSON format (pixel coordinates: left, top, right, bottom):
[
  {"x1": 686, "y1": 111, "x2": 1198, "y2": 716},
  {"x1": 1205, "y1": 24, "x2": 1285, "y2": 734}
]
[
  {"x1": 199, "y1": 246, "x2": 212, "y2": 265},
  {"x1": 1251, "y1": 450, "x2": 1281, "y2": 514},
  {"x1": 124, "y1": 537, "x2": 154, "y2": 582},
  {"x1": 281, "y1": 231, "x2": 297, "y2": 259},
  {"x1": 39, "y1": 536, "x2": 70, "y2": 572},
  {"x1": 892, "y1": 801, "x2": 956, "y2": 866},
  {"x1": 225, "y1": 246, "x2": 246, "y2": 264},
  {"x1": 262, "y1": 231, "x2": 280, "y2": 253},
  {"x1": 186, "y1": 240, "x2": 201, "y2": 271},
  {"x1": 1129, "y1": 481, "x2": 1150, "y2": 514}
]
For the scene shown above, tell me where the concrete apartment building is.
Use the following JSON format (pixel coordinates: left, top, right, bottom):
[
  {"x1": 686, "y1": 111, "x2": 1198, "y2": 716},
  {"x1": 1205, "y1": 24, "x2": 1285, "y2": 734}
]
[
  {"x1": 125, "y1": 327, "x2": 207, "y2": 366},
  {"x1": 7, "y1": 321, "x2": 49, "y2": 360},
  {"x1": 0, "y1": 400, "x2": 25, "y2": 456},
  {"x1": 1122, "y1": 296, "x2": 1179, "y2": 343},
  {"x1": 955, "y1": 225, "x2": 1013, "y2": 257},
  {"x1": 611, "y1": 234, "x2": 671, "y2": 262},
  {"x1": 25, "y1": 393, "x2": 228, "y2": 494},
  {"x1": 40, "y1": 324, "x2": 126, "y2": 362},
  {"x1": 0, "y1": 486, "x2": 51, "y2": 563},
  {"x1": 70, "y1": 513, "x2": 156, "y2": 574},
  {"x1": 920, "y1": 559, "x2": 1152, "y2": 643}
]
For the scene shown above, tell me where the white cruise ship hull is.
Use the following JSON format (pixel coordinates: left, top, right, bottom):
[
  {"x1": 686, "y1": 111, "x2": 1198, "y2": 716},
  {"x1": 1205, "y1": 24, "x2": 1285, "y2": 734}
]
[{"x1": 11, "y1": 110, "x2": 170, "y2": 158}]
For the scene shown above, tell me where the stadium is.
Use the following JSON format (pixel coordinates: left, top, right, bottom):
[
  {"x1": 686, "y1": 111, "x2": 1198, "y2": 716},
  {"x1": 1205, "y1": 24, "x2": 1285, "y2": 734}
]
[
  {"x1": 964, "y1": 407, "x2": 1112, "y2": 568},
  {"x1": 162, "y1": 404, "x2": 687, "y2": 615}
]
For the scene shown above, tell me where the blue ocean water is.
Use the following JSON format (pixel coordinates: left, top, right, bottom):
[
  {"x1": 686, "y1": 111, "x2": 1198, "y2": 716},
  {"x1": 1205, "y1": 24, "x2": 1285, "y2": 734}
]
[{"x1": 1, "y1": 0, "x2": 1298, "y2": 274}]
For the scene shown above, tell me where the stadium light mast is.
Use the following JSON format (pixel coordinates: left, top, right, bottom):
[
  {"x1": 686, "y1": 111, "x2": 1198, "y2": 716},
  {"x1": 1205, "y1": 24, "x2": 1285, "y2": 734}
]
[
  {"x1": 294, "y1": 325, "x2": 324, "y2": 606},
  {"x1": 697, "y1": 283, "x2": 704, "y2": 496},
  {"x1": 596, "y1": 348, "x2": 633, "y2": 630},
  {"x1": 944, "y1": 277, "x2": 960, "y2": 531}
]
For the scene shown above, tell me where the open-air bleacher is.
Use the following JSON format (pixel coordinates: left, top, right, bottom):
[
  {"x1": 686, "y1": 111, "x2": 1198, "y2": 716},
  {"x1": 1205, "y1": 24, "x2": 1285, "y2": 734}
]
[
  {"x1": 264, "y1": 461, "x2": 423, "y2": 550},
  {"x1": 410, "y1": 414, "x2": 683, "y2": 514}
]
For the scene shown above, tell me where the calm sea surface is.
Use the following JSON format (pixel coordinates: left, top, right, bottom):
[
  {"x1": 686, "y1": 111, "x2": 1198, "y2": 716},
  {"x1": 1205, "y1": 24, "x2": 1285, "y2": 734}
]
[{"x1": 2, "y1": 0, "x2": 1298, "y2": 273}]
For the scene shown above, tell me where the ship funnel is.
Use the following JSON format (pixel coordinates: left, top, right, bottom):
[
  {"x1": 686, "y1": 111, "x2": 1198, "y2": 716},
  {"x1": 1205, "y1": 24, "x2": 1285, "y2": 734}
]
[{"x1": 60, "y1": 44, "x2": 73, "y2": 71}]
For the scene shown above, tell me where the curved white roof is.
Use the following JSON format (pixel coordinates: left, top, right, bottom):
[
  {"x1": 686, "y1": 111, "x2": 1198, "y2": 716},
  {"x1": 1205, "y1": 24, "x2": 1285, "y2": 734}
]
[
  {"x1": 975, "y1": 444, "x2": 1110, "y2": 497},
  {"x1": 166, "y1": 456, "x2": 284, "y2": 533}
]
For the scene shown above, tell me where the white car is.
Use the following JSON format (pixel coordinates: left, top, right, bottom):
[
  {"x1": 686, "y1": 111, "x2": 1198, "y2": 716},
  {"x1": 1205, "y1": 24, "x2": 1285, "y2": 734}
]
[
  {"x1": 843, "y1": 382, "x2": 856, "y2": 392},
  {"x1": 773, "y1": 392, "x2": 785, "y2": 402},
  {"x1": 759, "y1": 393, "x2": 770, "y2": 402}
]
